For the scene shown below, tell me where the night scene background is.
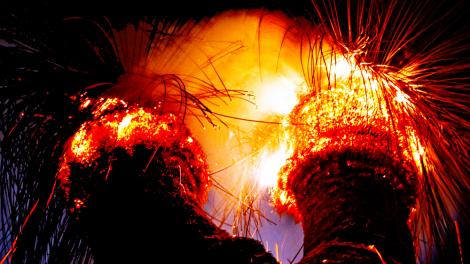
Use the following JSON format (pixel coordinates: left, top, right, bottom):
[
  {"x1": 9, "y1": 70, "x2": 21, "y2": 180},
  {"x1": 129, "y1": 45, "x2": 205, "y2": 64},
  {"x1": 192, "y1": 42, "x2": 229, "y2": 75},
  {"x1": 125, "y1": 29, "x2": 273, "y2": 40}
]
[{"x1": 1, "y1": 0, "x2": 469, "y2": 263}]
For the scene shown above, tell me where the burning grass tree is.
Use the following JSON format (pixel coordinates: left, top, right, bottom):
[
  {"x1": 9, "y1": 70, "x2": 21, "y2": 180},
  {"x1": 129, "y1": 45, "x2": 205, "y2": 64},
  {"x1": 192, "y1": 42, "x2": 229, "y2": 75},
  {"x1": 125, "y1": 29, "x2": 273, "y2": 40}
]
[
  {"x1": 0, "y1": 13, "x2": 278, "y2": 264},
  {"x1": 272, "y1": 1, "x2": 470, "y2": 263},
  {"x1": 1, "y1": 1, "x2": 470, "y2": 263}
]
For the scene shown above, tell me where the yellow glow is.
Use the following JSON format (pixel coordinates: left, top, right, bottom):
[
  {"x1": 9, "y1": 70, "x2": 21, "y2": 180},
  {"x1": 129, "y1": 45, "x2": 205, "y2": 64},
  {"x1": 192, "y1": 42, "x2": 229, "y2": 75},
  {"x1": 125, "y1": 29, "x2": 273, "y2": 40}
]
[
  {"x1": 105, "y1": 11, "x2": 426, "y2": 249},
  {"x1": 255, "y1": 142, "x2": 292, "y2": 188},
  {"x1": 71, "y1": 129, "x2": 91, "y2": 160},
  {"x1": 257, "y1": 77, "x2": 301, "y2": 115},
  {"x1": 118, "y1": 115, "x2": 133, "y2": 136},
  {"x1": 80, "y1": 99, "x2": 91, "y2": 110},
  {"x1": 395, "y1": 90, "x2": 410, "y2": 104},
  {"x1": 333, "y1": 58, "x2": 353, "y2": 78},
  {"x1": 269, "y1": 44, "x2": 425, "y2": 218},
  {"x1": 65, "y1": 100, "x2": 181, "y2": 166}
]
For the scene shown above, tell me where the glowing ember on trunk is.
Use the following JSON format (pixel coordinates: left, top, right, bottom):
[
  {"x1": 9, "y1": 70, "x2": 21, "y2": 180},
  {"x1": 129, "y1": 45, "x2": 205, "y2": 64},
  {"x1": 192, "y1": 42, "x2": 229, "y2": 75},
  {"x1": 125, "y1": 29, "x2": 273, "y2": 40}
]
[
  {"x1": 57, "y1": 97, "x2": 209, "y2": 210},
  {"x1": 268, "y1": 47, "x2": 424, "y2": 220}
]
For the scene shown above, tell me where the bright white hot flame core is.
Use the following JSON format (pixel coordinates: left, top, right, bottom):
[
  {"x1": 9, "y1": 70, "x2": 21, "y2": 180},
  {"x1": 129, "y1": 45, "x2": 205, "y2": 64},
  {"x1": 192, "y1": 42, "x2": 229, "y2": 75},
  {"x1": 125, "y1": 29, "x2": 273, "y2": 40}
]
[
  {"x1": 118, "y1": 115, "x2": 133, "y2": 131},
  {"x1": 255, "y1": 142, "x2": 292, "y2": 188},
  {"x1": 257, "y1": 77, "x2": 301, "y2": 115},
  {"x1": 110, "y1": 11, "x2": 308, "y2": 263},
  {"x1": 333, "y1": 57, "x2": 354, "y2": 78}
]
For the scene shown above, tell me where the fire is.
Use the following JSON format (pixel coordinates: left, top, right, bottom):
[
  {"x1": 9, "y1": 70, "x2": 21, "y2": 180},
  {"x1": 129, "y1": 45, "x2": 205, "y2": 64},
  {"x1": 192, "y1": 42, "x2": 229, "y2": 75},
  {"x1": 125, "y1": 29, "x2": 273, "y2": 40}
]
[
  {"x1": 65, "y1": 105, "x2": 177, "y2": 166},
  {"x1": 332, "y1": 58, "x2": 354, "y2": 78},
  {"x1": 117, "y1": 115, "x2": 133, "y2": 135},
  {"x1": 269, "y1": 49, "x2": 424, "y2": 218},
  {"x1": 257, "y1": 77, "x2": 302, "y2": 115},
  {"x1": 255, "y1": 141, "x2": 292, "y2": 188},
  {"x1": 80, "y1": 99, "x2": 91, "y2": 110},
  {"x1": 1, "y1": 5, "x2": 467, "y2": 264},
  {"x1": 253, "y1": 75, "x2": 303, "y2": 189},
  {"x1": 57, "y1": 97, "x2": 208, "y2": 205},
  {"x1": 97, "y1": 10, "x2": 436, "y2": 261},
  {"x1": 70, "y1": 128, "x2": 91, "y2": 161}
]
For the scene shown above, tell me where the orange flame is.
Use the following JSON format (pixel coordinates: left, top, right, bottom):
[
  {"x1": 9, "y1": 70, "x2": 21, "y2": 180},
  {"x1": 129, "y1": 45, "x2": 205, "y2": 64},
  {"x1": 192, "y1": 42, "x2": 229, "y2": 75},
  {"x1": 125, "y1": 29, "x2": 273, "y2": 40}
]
[
  {"x1": 57, "y1": 97, "x2": 207, "y2": 203},
  {"x1": 270, "y1": 51, "x2": 424, "y2": 219}
]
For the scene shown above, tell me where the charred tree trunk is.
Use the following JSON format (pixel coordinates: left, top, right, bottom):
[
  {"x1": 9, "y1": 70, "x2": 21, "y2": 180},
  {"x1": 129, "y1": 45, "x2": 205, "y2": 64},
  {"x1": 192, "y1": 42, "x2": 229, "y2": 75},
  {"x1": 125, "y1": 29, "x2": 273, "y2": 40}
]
[
  {"x1": 75, "y1": 146, "x2": 277, "y2": 264},
  {"x1": 293, "y1": 148, "x2": 417, "y2": 264}
]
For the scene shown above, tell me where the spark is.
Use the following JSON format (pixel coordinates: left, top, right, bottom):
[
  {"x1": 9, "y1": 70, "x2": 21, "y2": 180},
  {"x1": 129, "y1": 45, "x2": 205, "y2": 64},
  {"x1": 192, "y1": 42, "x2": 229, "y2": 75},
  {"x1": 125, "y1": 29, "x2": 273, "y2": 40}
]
[
  {"x1": 367, "y1": 245, "x2": 386, "y2": 264},
  {"x1": 80, "y1": 99, "x2": 91, "y2": 110},
  {"x1": 74, "y1": 199, "x2": 84, "y2": 209}
]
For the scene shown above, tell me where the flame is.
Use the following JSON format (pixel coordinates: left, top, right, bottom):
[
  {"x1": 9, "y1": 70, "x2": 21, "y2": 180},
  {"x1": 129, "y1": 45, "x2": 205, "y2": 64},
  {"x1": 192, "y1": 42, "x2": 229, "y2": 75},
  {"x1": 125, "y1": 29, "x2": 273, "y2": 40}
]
[
  {"x1": 103, "y1": 11, "x2": 428, "y2": 260},
  {"x1": 257, "y1": 77, "x2": 302, "y2": 115},
  {"x1": 66, "y1": 104, "x2": 177, "y2": 165},
  {"x1": 117, "y1": 115, "x2": 133, "y2": 136},
  {"x1": 253, "y1": 75, "x2": 302, "y2": 190},
  {"x1": 333, "y1": 57, "x2": 354, "y2": 78},
  {"x1": 80, "y1": 99, "x2": 91, "y2": 110},
  {"x1": 270, "y1": 50, "x2": 424, "y2": 218},
  {"x1": 70, "y1": 128, "x2": 92, "y2": 161},
  {"x1": 255, "y1": 141, "x2": 292, "y2": 188},
  {"x1": 57, "y1": 97, "x2": 207, "y2": 201}
]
